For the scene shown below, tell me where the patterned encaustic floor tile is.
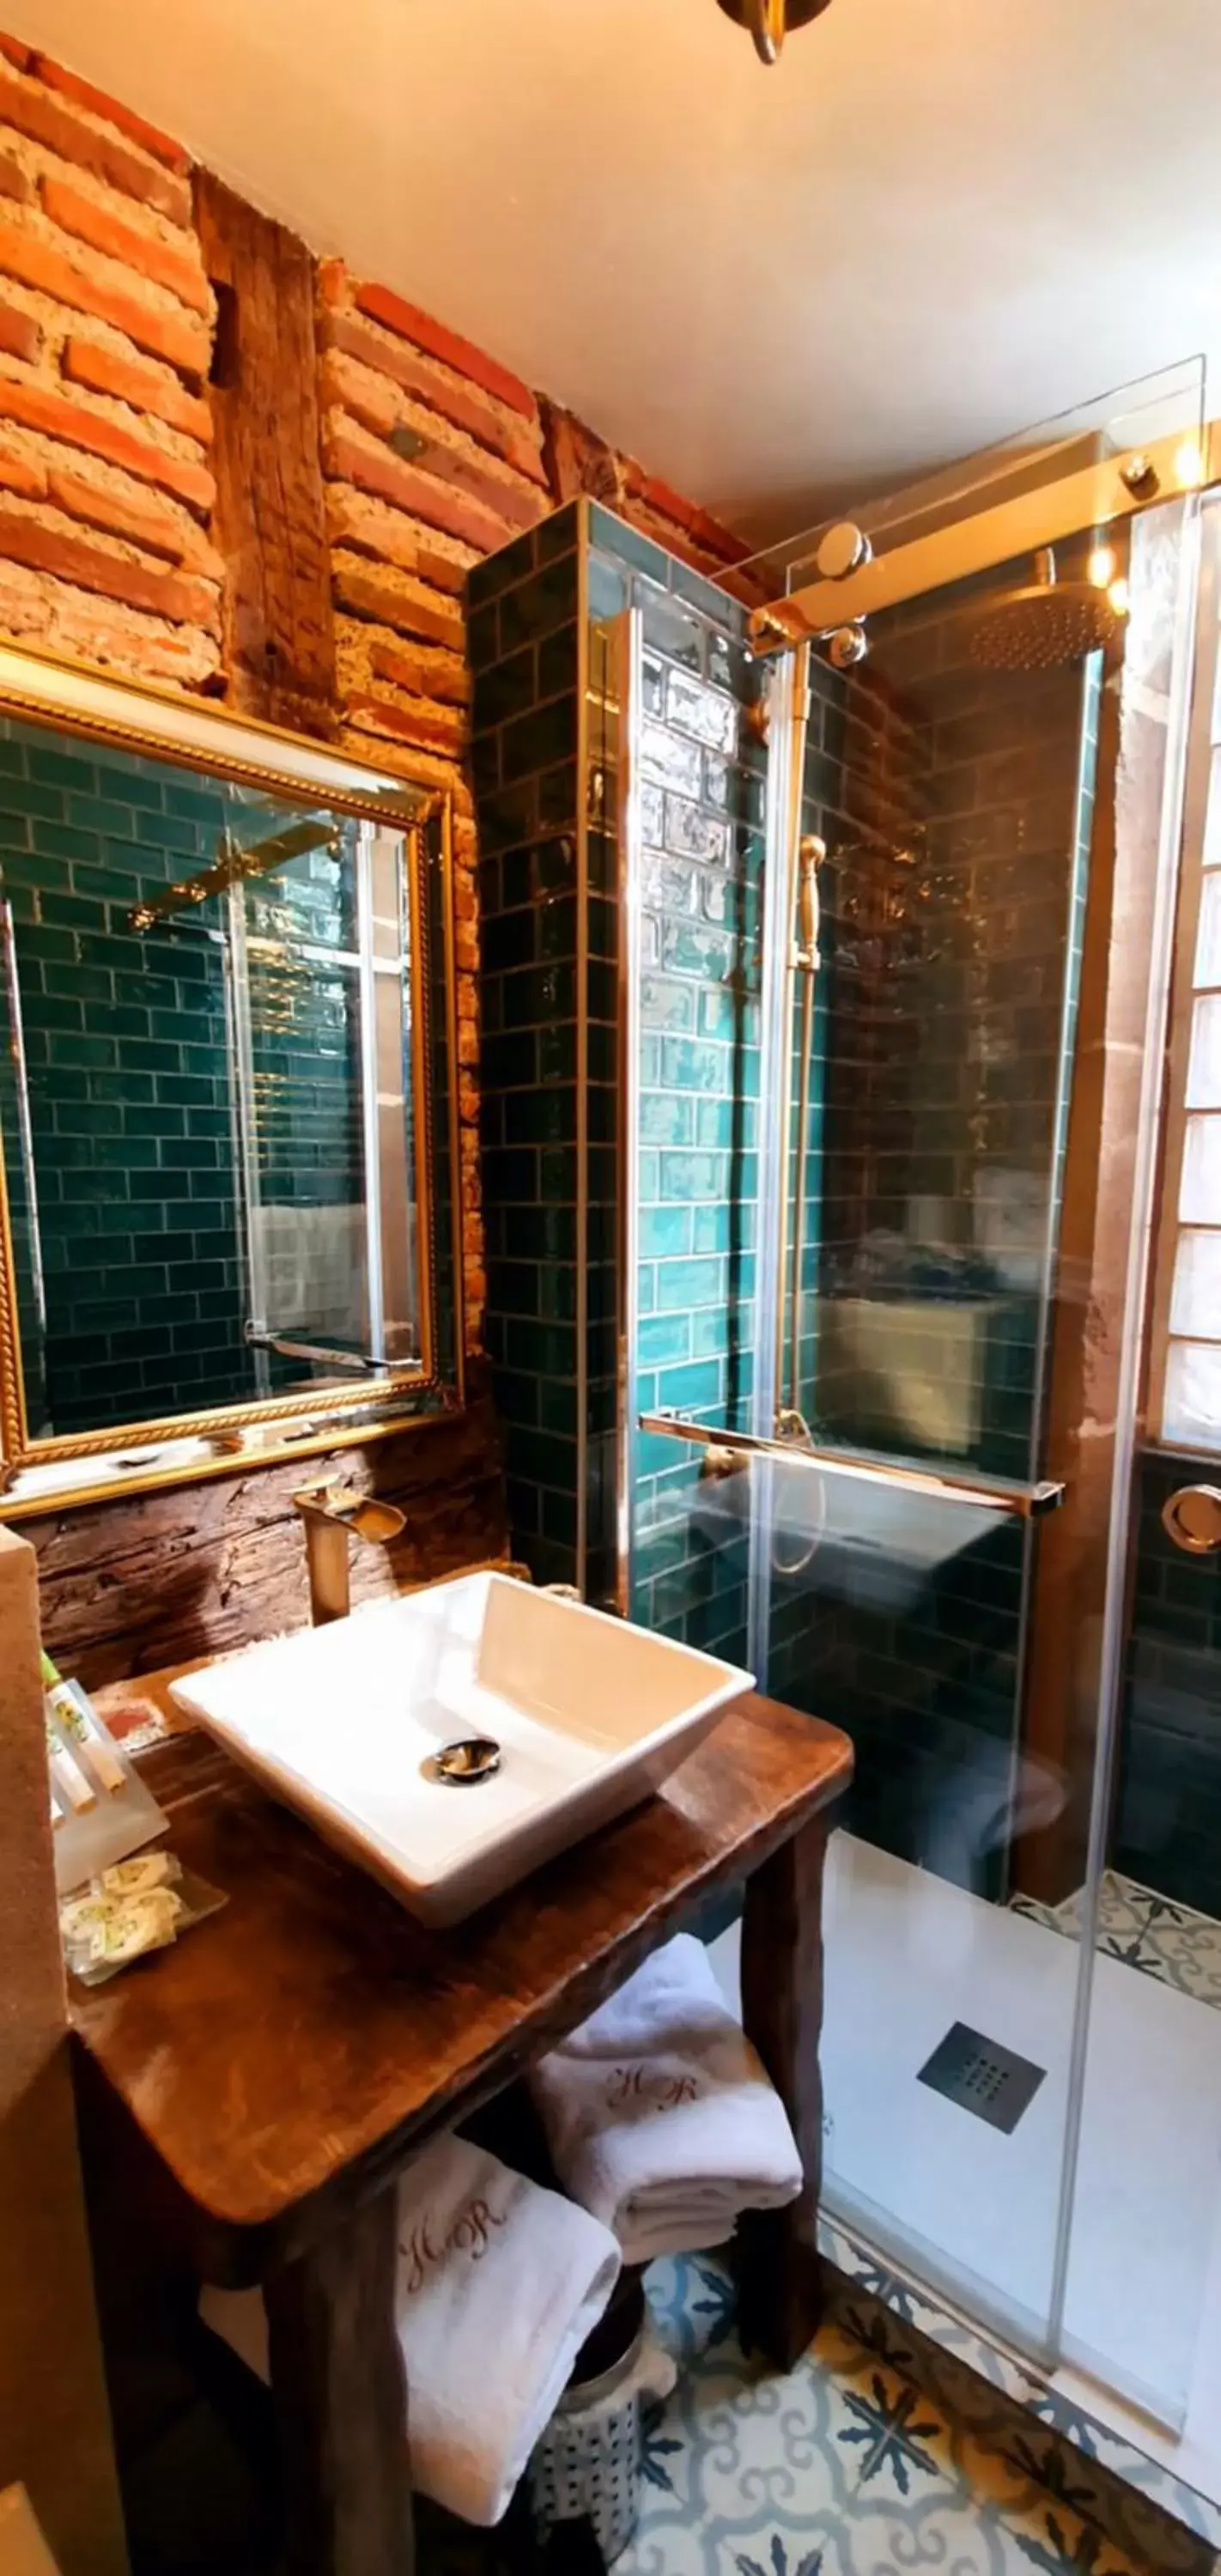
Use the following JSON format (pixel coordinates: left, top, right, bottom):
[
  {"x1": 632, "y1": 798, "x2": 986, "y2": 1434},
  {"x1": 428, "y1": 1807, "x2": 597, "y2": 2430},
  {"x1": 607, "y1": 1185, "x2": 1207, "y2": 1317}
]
[
  {"x1": 1009, "y1": 1868, "x2": 1221, "y2": 2011},
  {"x1": 618, "y1": 2257, "x2": 1175, "y2": 2576}
]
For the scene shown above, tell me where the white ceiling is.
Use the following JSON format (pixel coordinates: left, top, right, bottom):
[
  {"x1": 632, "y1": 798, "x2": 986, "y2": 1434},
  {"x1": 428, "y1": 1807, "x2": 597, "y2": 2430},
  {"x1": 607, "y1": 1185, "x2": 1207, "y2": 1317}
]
[{"x1": 12, "y1": 0, "x2": 1221, "y2": 544}]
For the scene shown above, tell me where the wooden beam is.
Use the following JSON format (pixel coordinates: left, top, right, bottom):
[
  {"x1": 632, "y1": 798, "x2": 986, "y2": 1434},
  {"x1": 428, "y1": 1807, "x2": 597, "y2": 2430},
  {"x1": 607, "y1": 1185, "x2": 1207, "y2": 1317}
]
[{"x1": 195, "y1": 170, "x2": 336, "y2": 737}]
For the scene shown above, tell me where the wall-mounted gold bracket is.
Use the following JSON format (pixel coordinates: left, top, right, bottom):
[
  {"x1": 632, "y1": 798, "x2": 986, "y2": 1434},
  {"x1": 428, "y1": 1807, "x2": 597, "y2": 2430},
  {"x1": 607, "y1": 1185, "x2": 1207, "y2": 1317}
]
[{"x1": 749, "y1": 421, "x2": 1218, "y2": 657}]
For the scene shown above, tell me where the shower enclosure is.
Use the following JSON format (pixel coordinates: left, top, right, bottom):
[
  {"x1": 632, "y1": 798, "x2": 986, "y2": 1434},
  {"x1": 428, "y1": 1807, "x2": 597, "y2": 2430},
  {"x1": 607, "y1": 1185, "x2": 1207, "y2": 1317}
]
[{"x1": 617, "y1": 376, "x2": 1221, "y2": 2476}]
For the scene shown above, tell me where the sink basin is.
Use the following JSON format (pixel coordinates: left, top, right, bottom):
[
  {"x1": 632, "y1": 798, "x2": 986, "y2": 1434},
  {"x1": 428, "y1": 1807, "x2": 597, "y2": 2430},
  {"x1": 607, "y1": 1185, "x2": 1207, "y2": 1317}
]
[{"x1": 169, "y1": 1572, "x2": 753, "y2": 1925}]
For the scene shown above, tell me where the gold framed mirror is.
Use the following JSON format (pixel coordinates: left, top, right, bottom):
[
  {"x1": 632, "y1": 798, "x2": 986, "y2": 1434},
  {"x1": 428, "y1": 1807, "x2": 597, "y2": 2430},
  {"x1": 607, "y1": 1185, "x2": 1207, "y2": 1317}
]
[{"x1": 0, "y1": 644, "x2": 463, "y2": 1517}]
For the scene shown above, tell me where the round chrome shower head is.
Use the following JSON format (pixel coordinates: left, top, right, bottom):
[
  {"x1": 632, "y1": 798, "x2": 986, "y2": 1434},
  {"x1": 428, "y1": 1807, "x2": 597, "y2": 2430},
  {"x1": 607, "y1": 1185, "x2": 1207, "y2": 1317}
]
[{"x1": 968, "y1": 545, "x2": 1125, "y2": 672}]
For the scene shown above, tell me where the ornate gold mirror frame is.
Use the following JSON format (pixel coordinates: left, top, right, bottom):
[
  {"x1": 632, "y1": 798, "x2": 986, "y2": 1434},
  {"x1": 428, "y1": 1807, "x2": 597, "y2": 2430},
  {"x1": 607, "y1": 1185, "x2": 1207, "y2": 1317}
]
[{"x1": 0, "y1": 644, "x2": 463, "y2": 1518}]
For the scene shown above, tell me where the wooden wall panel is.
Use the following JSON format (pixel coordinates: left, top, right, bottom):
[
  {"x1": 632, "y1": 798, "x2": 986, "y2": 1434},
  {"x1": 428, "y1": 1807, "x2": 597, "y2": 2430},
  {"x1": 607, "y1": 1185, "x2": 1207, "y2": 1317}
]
[
  {"x1": 29, "y1": 1374, "x2": 507, "y2": 1691},
  {"x1": 195, "y1": 168, "x2": 336, "y2": 736}
]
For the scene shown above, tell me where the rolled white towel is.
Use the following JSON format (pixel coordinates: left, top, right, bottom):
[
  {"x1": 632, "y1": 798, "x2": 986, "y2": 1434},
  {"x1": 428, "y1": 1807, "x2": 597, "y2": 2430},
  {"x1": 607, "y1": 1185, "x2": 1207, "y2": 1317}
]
[
  {"x1": 200, "y1": 2131, "x2": 621, "y2": 2528},
  {"x1": 529, "y1": 1933, "x2": 803, "y2": 2264}
]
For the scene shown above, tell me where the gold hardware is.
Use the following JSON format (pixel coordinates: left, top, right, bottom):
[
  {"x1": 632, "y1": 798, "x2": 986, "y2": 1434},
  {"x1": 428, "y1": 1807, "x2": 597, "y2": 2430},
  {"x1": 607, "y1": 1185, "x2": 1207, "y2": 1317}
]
[
  {"x1": 1160, "y1": 1484, "x2": 1221, "y2": 1556},
  {"x1": 787, "y1": 835, "x2": 824, "y2": 1420},
  {"x1": 639, "y1": 1413, "x2": 1066, "y2": 1521},
  {"x1": 1121, "y1": 453, "x2": 1159, "y2": 497},
  {"x1": 750, "y1": 418, "x2": 1221, "y2": 654},
  {"x1": 715, "y1": 0, "x2": 832, "y2": 61},
  {"x1": 814, "y1": 522, "x2": 871, "y2": 580},
  {"x1": 292, "y1": 1481, "x2": 407, "y2": 1625},
  {"x1": 793, "y1": 833, "x2": 824, "y2": 974},
  {"x1": 827, "y1": 623, "x2": 868, "y2": 670},
  {"x1": 0, "y1": 645, "x2": 464, "y2": 1516},
  {"x1": 744, "y1": 698, "x2": 772, "y2": 745},
  {"x1": 128, "y1": 818, "x2": 342, "y2": 935},
  {"x1": 700, "y1": 1442, "x2": 749, "y2": 1481}
]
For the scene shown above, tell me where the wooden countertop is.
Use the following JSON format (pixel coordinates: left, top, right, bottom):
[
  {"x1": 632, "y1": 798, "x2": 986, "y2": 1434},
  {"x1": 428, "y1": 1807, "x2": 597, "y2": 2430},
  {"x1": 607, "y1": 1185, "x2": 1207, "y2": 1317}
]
[{"x1": 70, "y1": 1694, "x2": 852, "y2": 2280}]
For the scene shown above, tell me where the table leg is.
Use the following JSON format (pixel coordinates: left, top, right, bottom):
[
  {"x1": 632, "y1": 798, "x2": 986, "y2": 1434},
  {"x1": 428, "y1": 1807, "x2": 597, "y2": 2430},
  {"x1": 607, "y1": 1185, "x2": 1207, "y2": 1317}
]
[
  {"x1": 264, "y1": 2186, "x2": 412, "y2": 2576},
  {"x1": 737, "y1": 1814, "x2": 829, "y2": 2370}
]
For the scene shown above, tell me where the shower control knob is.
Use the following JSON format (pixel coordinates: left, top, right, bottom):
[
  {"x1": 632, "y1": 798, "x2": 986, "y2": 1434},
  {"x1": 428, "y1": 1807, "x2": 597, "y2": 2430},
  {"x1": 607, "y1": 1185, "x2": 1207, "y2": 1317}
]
[{"x1": 1161, "y1": 1484, "x2": 1221, "y2": 1555}]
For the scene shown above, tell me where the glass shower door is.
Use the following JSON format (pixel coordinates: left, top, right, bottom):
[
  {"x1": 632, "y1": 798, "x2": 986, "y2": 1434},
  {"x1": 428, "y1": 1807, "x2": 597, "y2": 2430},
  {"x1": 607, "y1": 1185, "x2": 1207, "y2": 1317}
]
[{"x1": 626, "y1": 420, "x2": 1219, "y2": 2433}]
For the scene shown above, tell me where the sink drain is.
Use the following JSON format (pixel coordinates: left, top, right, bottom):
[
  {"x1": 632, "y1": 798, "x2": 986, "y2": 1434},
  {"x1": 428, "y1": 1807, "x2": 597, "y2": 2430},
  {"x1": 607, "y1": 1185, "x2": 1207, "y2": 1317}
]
[{"x1": 421, "y1": 1736, "x2": 502, "y2": 1786}]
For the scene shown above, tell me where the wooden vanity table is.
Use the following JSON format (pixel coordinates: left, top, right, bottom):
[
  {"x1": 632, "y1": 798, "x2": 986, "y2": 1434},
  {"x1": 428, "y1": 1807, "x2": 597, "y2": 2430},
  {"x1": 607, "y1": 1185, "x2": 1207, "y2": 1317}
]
[{"x1": 70, "y1": 1688, "x2": 852, "y2": 2576}]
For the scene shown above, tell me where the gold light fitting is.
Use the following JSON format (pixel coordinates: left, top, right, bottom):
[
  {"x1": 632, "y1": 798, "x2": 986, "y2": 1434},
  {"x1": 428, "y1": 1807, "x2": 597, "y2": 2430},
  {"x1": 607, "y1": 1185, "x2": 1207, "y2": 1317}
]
[{"x1": 715, "y1": 0, "x2": 833, "y2": 64}]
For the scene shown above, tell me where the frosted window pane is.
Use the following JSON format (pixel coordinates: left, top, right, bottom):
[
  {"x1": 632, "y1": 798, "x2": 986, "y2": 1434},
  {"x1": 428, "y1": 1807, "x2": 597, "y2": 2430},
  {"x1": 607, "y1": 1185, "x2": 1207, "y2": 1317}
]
[
  {"x1": 1206, "y1": 749, "x2": 1221, "y2": 869},
  {"x1": 1163, "y1": 1340, "x2": 1221, "y2": 1449},
  {"x1": 1180, "y1": 1115, "x2": 1221, "y2": 1222},
  {"x1": 1169, "y1": 1230, "x2": 1221, "y2": 1339},
  {"x1": 1187, "y1": 994, "x2": 1221, "y2": 1108},
  {"x1": 1197, "y1": 872, "x2": 1221, "y2": 989}
]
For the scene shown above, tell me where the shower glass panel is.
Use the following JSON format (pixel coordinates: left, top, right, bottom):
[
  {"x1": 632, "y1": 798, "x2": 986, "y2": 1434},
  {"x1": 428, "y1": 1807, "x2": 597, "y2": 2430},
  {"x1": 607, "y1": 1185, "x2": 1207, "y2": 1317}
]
[{"x1": 626, "y1": 386, "x2": 1220, "y2": 2445}]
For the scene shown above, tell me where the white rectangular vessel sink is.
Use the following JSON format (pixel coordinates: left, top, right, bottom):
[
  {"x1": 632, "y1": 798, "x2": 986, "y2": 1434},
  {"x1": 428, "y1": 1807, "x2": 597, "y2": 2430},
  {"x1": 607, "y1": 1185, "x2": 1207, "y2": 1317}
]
[{"x1": 170, "y1": 1571, "x2": 752, "y2": 1926}]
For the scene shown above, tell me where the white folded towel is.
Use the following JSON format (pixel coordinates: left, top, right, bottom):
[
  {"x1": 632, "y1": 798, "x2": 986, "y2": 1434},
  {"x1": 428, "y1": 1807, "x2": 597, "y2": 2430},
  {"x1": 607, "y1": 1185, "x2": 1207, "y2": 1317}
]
[
  {"x1": 529, "y1": 1933, "x2": 804, "y2": 2264},
  {"x1": 200, "y1": 2132, "x2": 621, "y2": 2528}
]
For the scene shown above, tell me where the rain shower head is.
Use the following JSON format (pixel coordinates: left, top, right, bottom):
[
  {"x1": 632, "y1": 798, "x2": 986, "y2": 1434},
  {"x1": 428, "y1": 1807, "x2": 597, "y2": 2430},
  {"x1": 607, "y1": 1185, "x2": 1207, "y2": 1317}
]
[{"x1": 967, "y1": 545, "x2": 1125, "y2": 671}]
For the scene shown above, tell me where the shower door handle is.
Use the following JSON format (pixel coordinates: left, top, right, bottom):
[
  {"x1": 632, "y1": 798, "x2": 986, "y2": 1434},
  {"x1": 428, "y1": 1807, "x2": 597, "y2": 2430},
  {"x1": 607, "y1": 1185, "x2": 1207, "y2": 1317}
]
[
  {"x1": 637, "y1": 1413, "x2": 1065, "y2": 1522},
  {"x1": 1162, "y1": 1484, "x2": 1221, "y2": 1555}
]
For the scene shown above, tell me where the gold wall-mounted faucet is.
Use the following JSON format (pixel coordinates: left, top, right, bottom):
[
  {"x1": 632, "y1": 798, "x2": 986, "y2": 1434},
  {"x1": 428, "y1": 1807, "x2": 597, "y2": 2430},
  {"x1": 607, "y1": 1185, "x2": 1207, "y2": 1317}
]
[{"x1": 292, "y1": 1483, "x2": 406, "y2": 1625}]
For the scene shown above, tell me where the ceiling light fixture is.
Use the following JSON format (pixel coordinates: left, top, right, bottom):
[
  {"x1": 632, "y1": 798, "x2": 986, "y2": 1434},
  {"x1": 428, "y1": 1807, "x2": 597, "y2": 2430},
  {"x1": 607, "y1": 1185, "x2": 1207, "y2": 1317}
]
[{"x1": 716, "y1": 0, "x2": 833, "y2": 65}]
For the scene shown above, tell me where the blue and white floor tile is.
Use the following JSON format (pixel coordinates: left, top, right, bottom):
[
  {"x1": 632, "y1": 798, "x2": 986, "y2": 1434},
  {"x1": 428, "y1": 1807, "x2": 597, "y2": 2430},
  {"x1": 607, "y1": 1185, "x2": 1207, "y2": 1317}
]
[
  {"x1": 1009, "y1": 1869, "x2": 1221, "y2": 2010},
  {"x1": 618, "y1": 2258, "x2": 1170, "y2": 2576}
]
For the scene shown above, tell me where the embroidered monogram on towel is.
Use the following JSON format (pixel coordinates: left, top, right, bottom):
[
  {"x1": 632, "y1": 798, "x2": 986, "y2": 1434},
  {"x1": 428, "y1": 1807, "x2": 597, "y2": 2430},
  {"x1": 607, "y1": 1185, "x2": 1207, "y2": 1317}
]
[
  {"x1": 606, "y1": 2064, "x2": 701, "y2": 2112},
  {"x1": 399, "y1": 2192, "x2": 507, "y2": 2294}
]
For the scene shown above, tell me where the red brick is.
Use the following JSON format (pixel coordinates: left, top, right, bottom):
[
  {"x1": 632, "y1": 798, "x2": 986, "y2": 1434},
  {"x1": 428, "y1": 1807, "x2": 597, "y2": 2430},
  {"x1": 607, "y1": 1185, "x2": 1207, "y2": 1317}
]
[
  {"x1": 325, "y1": 483, "x2": 469, "y2": 593},
  {"x1": 410, "y1": 435, "x2": 543, "y2": 534},
  {"x1": 332, "y1": 556, "x2": 465, "y2": 652},
  {"x1": 33, "y1": 56, "x2": 190, "y2": 174},
  {"x1": 322, "y1": 310, "x2": 546, "y2": 484},
  {"x1": 322, "y1": 353, "x2": 396, "y2": 442},
  {"x1": 47, "y1": 465, "x2": 222, "y2": 574},
  {"x1": 345, "y1": 691, "x2": 465, "y2": 756},
  {"x1": 622, "y1": 460, "x2": 746, "y2": 564},
  {"x1": 0, "y1": 505, "x2": 219, "y2": 627},
  {"x1": 325, "y1": 422, "x2": 511, "y2": 555},
  {"x1": 62, "y1": 335, "x2": 212, "y2": 445},
  {"x1": 0, "y1": 291, "x2": 39, "y2": 361},
  {"x1": 0, "y1": 216, "x2": 209, "y2": 374},
  {"x1": 0, "y1": 150, "x2": 31, "y2": 204},
  {"x1": 0, "y1": 34, "x2": 30, "y2": 68},
  {"x1": 0, "y1": 376, "x2": 216, "y2": 512},
  {"x1": 0, "y1": 439, "x2": 44, "y2": 498},
  {"x1": 41, "y1": 176, "x2": 210, "y2": 317},
  {"x1": 0, "y1": 68, "x2": 191, "y2": 225},
  {"x1": 353, "y1": 281, "x2": 534, "y2": 421},
  {"x1": 370, "y1": 639, "x2": 469, "y2": 707}
]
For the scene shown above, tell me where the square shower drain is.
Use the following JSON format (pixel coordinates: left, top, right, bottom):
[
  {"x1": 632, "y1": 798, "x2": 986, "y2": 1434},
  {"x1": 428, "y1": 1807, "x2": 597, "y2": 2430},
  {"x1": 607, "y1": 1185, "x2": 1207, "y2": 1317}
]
[{"x1": 917, "y1": 2020, "x2": 1047, "y2": 2135}]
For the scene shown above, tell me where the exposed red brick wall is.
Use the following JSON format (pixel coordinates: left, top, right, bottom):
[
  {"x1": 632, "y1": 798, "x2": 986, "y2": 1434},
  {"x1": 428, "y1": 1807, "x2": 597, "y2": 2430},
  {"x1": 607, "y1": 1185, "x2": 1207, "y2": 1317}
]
[
  {"x1": 0, "y1": 38, "x2": 219, "y2": 684},
  {"x1": 0, "y1": 29, "x2": 756, "y2": 1357}
]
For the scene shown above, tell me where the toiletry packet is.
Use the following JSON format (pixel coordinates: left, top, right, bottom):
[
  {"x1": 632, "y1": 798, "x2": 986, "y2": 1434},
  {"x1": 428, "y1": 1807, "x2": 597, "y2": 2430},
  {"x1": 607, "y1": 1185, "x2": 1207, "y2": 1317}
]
[{"x1": 59, "y1": 1851, "x2": 227, "y2": 1985}]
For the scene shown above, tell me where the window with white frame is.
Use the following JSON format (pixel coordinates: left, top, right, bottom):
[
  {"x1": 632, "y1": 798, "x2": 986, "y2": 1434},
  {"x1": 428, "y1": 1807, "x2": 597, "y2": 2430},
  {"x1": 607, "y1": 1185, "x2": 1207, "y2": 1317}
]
[{"x1": 1157, "y1": 720, "x2": 1221, "y2": 1453}]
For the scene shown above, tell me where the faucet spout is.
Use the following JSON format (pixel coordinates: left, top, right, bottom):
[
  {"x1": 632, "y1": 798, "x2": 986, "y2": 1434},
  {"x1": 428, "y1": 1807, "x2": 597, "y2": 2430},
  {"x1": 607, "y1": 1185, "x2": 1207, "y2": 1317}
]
[{"x1": 292, "y1": 1483, "x2": 406, "y2": 1625}]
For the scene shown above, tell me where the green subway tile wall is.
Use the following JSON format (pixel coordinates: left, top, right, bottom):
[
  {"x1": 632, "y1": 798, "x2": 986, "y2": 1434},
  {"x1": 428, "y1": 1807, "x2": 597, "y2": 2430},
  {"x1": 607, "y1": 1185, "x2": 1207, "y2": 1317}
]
[
  {"x1": 620, "y1": 515, "x2": 767, "y2": 1666},
  {"x1": 470, "y1": 507, "x2": 584, "y2": 1588}
]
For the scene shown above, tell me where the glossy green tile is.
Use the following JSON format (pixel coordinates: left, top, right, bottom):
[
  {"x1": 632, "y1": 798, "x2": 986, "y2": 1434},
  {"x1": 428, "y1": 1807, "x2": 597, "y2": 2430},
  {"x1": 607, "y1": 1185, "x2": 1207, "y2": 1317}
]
[
  {"x1": 589, "y1": 504, "x2": 669, "y2": 588},
  {"x1": 641, "y1": 1205, "x2": 693, "y2": 1259},
  {"x1": 655, "y1": 1255, "x2": 723, "y2": 1312}
]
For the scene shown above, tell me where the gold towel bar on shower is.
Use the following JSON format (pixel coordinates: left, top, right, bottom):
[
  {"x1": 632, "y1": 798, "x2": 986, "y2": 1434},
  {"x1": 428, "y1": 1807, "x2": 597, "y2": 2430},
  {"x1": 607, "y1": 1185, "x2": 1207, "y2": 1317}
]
[{"x1": 638, "y1": 1413, "x2": 1066, "y2": 1521}]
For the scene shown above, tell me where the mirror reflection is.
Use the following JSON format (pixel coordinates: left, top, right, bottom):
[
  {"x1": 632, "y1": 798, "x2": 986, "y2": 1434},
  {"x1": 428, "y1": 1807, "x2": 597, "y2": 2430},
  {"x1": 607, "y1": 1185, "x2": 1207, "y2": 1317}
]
[{"x1": 0, "y1": 716, "x2": 427, "y2": 1440}]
